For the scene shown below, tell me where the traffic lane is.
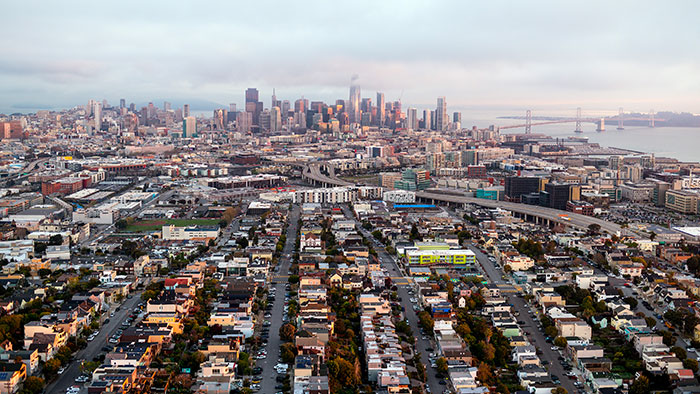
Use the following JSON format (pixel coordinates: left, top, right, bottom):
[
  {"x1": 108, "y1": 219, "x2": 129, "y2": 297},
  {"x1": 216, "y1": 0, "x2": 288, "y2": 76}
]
[
  {"x1": 259, "y1": 206, "x2": 299, "y2": 394},
  {"x1": 47, "y1": 292, "x2": 143, "y2": 394},
  {"x1": 508, "y1": 294, "x2": 576, "y2": 393},
  {"x1": 467, "y1": 245, "x2": 503, "y2": 285},
  {"x1": 396, "y1": 284, "x2": 442, "y2": 393},
  {"x1": 613, "y1": 278, "x2": 692, "y2": 350},
  {"x1": 614, "y1": 281, "x2": 662, "y2": 331},
  {"x1": 469, "y1": 246, "x2": 575, "y2": 392}
]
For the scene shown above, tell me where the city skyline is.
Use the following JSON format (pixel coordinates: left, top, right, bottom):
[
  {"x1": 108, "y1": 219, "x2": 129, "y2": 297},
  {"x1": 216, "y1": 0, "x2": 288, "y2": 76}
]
[{"x1": 2, "y1": 1, "x2": 700, "y2": 114}]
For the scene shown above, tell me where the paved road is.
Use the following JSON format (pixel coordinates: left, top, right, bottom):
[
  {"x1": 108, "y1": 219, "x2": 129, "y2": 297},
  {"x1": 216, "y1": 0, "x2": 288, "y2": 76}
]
[
  {"x1": 217, "y1": 217, "x2": 241, "y2": 248},
  {"x1": 341, "y1": 205, "x2": 442, "y2": 394},
  {"x1": 613, "y1": 278, "x2": 699, "y2": 360},
  {"x1": 298, "y1": 164, "x2": 622, "y2": 235},
  {"x1": 467, "y1": 245, "x2": 577, "y2": 394},
  {"x1": 46, "y1": 291, "x2": 143, "y2": 394},
  {"x1": 258, "y1": 205, "x2": 300, "y2": 394}
]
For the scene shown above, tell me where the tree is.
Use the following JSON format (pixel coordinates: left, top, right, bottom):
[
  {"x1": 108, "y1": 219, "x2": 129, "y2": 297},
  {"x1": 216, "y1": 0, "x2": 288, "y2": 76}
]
[
  {"x1": 281, "y1": 342, "x2": 297, "y2": 364},
  {"x1": 436, "y1": 357, "x2": 448, "y2": 376},
  {"x1": 629, "y1": 375, "x2": 650, "y2": 394},
  {"x1": 115, "y1": 219, "x2": 128, "y2": 230},
  {"x1": 49, "y1": 234, "x2": 63, "y2": 245},
  {"x1": 624, "y1": 296, "x2": 638, "y2": 310},
  {"x1": 644, "y1": 316, "x2": 656, "y2": 328},
  {"x1": 476, "y1": 362, "x2": 494, "y2": 386},
  {"x1": 43, "y1": 358, "x2": 61, "y2": 377},
  {"x1": 410, "y1": 224, "x2": 421, "y2": 241},
  {"x1": 587, "y1": 223, "x2": 601, "y2": 235},
  {"x1": 418, "y1": 311, "x2": 434, "y2": 333},
  {"x1": 237, "y1": 352, "x2": 251, "y2": 375},
  {"x1": 503, "y1": 264, "x2": 512, "y2": 273},
  {"x1": 545, "y1": 326, "x2": 558, "y2": 339},
  {"x1": 551, "y1": 387, "x2": 568, "y2": 394},
  {"x1": 236, "y1": 237, "x2": 249, "y2": 249},
  {"x1": 660, "y1": 330, "x2": 675, "y2": 347},
  {"x1": 554, "y1": 336, "x2": 567, "y2": 348},
  {"x1": 671, "y1": 346, "x2": 687, "y2": 360},
  {"x1": 683, "y1": 358, "x2": 699, "y2": 372},
  {"x1": 331, "y1": 357, "x2": 358, "y2": 387},
  {"x1": 21, "y1": 376, "x2": 45, "y2": 394},
  {"x1": 279, "y1": 323, "x2": 296, "y2": 341}
]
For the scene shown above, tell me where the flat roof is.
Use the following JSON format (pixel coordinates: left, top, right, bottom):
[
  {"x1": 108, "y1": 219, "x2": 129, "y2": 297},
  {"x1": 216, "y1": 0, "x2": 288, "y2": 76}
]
[{"x1": 673, "y1": 227, "x2": 700, "y2": 237}]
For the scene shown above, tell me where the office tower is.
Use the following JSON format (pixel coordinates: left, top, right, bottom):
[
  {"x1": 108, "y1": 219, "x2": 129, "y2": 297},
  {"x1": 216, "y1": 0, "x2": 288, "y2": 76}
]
[
  {"x1": 294, "y1": 98, "x2": 307, "y2": 113},
  {"x1": 119, "y1": 99, "x2": 126, "y2": 109},
  {"x1": 259, "y1": 109, "x2": 271, "y2": 131},
  {"x1": 271, "y1": 88, "x2": 277, "y2": 109},
  {"x1": 376, "y1": 92, "x2": 385, "y2": 127},
  {"x1": 406, "y1": 108, "x2": 418, "y2": 131},
  {"x1": 93, "y1": 101, "x2": 102, "y2": 130},
  {"x1": 227, "y1": 110, "x2": 237, "y2": 124},
  {"x1": 504, "y1": 176, "x2": 541, "y2": 202},
  {"x1": 544, "y1": 183, "x2": 574, "y2": 210},
  {"x1": 349, "y1": 79, "x2": 361, "y2": 123},
  {"x1": 213, "y1": 109, "x2": 225, "y2": 130},
  {"x1": 361, "y1": 112, "x2": 371, "y2": 127},
  {"x1": 453, "y1": 112, "x2": 461, "y2": 124},
  {"x1": 270, "y1": 106, "x2": 282, "y2": 132},
  {"x1": 164, "y1": 101, "x2": 171, "y2": 111},
  {"x1": 281, "y1": 100, "x2": 290, "y2": 115},
  {"x1": 229, "y1": 103, "x2": 237, "y2": 112},
  {"x1": 294, "y1": 112, "x2": 307, "y2": 128},
  {"x1": 608, "y1": 155, "x2": 622, "y2": 170},
  {"x1": 422, "y1": 110, "x2": 431, "y2": 130},
  {"x1": 237, "y1": 111, "x2": 252, "y2": 132},
  {"x1": 436, "y1": 97, "x2": 447, "y2": 131},
  {"x1": 147, "y1": 102, "x2": 156, "y2": 119},
  {"x1": 245, "y1": 88, "x2": 259, "y2": 104},
  {"x1": 182, "y1": 116, "x2": 196, "y2": 138},
  {"x1": 361, "y1": 98, "x2": 372, "y2": 114},
  {"x1": 460, "y1": 150, "x2": 477, "y2": 167},
  {"x1": 129, "y1": 103, "x2": 135, "y2": 112},
  {"x1": 245, "y1": 88, "x2": 262, "y2": 126},
  {"x1": 183, "y1": 104, "x2": 190, "y2": 118}
]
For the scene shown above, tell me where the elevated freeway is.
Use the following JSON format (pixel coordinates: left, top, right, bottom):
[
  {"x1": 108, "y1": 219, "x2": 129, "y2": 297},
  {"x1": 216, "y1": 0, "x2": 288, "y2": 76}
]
[
  {"x1": 299, "y1": 162, "x2": 623, "y2": 234},
  {"x1": 415, "y1": 190, "x2": 622, "y2": 234}
]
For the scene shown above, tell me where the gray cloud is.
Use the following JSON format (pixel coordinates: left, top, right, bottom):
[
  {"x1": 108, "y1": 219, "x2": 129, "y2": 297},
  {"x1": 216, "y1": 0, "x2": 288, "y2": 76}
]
[{"x1": 1, "y1": 0, "x2": 699, "y2": 114}]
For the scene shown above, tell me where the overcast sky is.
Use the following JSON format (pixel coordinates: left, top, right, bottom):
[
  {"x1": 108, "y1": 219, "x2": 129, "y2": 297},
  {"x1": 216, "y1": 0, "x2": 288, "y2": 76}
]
[{"x1": 1, "y1": 0, "x2": 699, "y2": 116}]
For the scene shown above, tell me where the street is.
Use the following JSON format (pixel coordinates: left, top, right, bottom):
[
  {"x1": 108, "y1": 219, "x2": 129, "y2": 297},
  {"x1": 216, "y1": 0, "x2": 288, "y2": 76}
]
[
  {"x1": 45, "y1": 291, "x2": 143, "y2": 394},
  {"x1": 467, "y1": 245, "x2": 577, "y2": 394},
  {"x1": 258, "y1": 205, "x2": 300, "y2": 394},
  {"x1": 613, "y1": 278, "x2": 698, "y2": 359},
  {"x1": 341, "y1": 205, "x2": 442, "y2": 394}
]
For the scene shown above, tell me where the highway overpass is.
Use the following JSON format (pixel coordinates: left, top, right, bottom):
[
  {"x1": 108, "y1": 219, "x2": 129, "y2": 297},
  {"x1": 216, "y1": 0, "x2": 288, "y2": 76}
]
[
  {"x1": 415, "y1": 191, "x2": 622, "y2": 234},
  {"x1": 299, "y1": 162, "x2": 622, "y2": 234}
]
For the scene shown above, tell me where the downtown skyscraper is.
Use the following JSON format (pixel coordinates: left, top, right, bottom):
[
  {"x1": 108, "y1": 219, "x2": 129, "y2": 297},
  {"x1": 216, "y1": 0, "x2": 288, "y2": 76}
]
[
  {"x1": 406, "y1": 108, "x2": 418, "y2": 131},
  {"x1": 376, "y1": 92, "x2": 385, "y2": 127},
  {"x1": 348, "y1": 79, "x2": 361, "y2": 124},
  {"x1": 435, "y1": 96, "x2": 447, "y2": 131}
]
